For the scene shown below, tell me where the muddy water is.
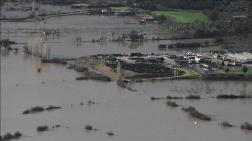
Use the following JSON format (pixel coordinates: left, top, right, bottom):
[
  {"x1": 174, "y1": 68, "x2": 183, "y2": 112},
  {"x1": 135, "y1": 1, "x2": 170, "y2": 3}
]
[
  {"x1": 1, "y1": 51, "x2": 252, "y2": 141},
  {"x1": 1, "y1": 14, "x2": 214, "y2": 58},
  {"x1": 1, "y1": 9, "x2": 252, "y2": 141}
]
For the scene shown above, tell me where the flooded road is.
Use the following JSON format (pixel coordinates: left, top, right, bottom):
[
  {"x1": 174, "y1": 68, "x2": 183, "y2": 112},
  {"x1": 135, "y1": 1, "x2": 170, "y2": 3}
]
[
  {"x1": 1, "y1": 51, "x2": 252, "y2": 141},
  {"x1": 1, "y1": 10, "x2": 252, "y2": 141}
]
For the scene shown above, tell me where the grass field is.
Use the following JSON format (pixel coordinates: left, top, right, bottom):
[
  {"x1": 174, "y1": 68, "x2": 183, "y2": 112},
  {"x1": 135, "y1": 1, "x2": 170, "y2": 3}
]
[
  {"x1": 153, "y1": 10, "x2": 208, "y2": 23},
  {"x1": 180, "y1": 68, "x2": 200, "y2": 77},
  {"x1": 110, "y1": 6, "x2": 130, "y2": 12},
  {"x1": 224, "y1": 67, "x2": 252, "y2": 76}
]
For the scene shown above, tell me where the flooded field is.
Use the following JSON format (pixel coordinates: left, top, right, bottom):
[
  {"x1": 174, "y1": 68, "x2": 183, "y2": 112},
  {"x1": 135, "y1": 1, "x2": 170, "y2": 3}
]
[
  {"x1": 1, "y1": 14, "x2": 216, "y2": 58},
  {"x1": 1, "y1": 50, "x2": 252, "y2": 141},
  {"x1": 1, "y1": 6, "x2": 252, "y2": 141}
]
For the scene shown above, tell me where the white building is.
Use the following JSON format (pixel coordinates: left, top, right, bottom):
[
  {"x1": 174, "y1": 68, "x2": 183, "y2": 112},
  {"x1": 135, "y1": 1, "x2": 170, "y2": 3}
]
[{"x1": 225, "y1": 52, "x2": 252, "y2": 63}]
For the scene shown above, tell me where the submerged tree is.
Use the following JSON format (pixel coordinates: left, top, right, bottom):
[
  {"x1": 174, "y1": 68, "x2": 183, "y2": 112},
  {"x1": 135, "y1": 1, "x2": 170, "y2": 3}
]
[
  {"x1": 242, "y1": 66, "x2": 248, "y2": 73},
  {"x1": 225, "y1": 68, "x2": 230, "y2": 73},
  {"x1": 209, "y1": 10, "x2": 219, "y2": 21},
  {"x1": 156, "y1": 14, "x2": 167, "y2": 24},
  {"x1": 128, "y1": 30, "x2": 144, "y2": 41}
]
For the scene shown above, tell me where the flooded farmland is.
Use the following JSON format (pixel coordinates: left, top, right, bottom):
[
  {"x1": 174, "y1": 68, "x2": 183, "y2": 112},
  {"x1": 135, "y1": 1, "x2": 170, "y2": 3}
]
[
  {"x1": 1, "y1": 14, "x2": 216, "y2": 57},
  {"x1": 2, "y1": 48, "x2": 252, "y2": 141},
  {"x1": 1, "y1": 4, "x2": 252, "y2": 141}
]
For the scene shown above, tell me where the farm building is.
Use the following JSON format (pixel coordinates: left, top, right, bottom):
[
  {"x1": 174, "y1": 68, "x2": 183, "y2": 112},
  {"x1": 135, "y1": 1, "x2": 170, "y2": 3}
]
[{"x1": 225, "y1": 52, "x2": 252, "y2": 63}]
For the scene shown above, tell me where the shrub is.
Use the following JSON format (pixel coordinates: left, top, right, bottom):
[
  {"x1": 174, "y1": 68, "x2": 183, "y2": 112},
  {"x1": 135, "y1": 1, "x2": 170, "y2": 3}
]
[
  {"x1": 37, "y1": 126, "x2": 49, "y2": 132},
  {"x1": 242, "y1": 66, "x2": 248, "y2": 73},
  {"x1": 85, "y1": 125, "x2": 93, "y2": 131}
]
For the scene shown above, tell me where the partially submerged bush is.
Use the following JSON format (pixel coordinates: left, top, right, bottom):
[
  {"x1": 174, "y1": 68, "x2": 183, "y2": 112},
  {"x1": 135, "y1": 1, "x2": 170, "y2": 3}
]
[
  {"x1": 185, "y1": 95, "x2": 201, "y2": 99},
  {"x1": 241, "y1": 122, "x2": 252, "y2": 130},
  {"x1": 55, "y1": 125, "x2": 61, "y2": 128},
  {"x1": 22, "y1": 106, "x2": 44, "y2": 114},
  {"x1": 23, "y1": 105, "x2": 62, "y2": 114},
  {"x1": 166, "y1": 96, "x2": 183, "y2": 99},
  {"x1": 89, "y1": 75, "x2": 111, "y2": 81},
  {"x1": 182, "y1": 106, "x2": 211, "y2": 121},
  {"x1": 52, "y1": 124, "x2": 61, "y2": 128},
  {"x1": 2, "y1": 131, "x2": 22, "y2": 141},
  {"x1": 85, "y1": 125, "x2": 93, "y2": 131},
  {"x1": 2, "y1": 132, "x2": 14, "y2": 140},
  {"x1": 150, "y1": 96, "x2": 165, "y2": 100},
  {"x1": 31, "y1": 106, "x2": 45, "y2": 112},
  {"x1": 88, "y1": 100, "x2": 95, "y2": 105},
  {"x1": 37, "y1": 126, "x2": 49, "y2": 132},
  {"x1": 166, "y1": 101, "x2": 178, "y2": 107},
  {"x1": 13, "y1": 131, "x2": 22, "y2": 138},
  {"x1": 219, "y1": 121, "x2": 234, "y2": 128},
  {"x1": 22, "y1": 109, "x2": 30, "y2": 114},
  {"x1": 106, "y1": 132, "x2": 114, "y2": 136},
  {"x1": 76, "y1": 76, "x2": 89, "y2": 80},
  {"x1": 216, "y1": 94, "x2": 251, "y2": 99},
  {"x1": 46, "y1": 105, "x2": 61, "y2": 111}
]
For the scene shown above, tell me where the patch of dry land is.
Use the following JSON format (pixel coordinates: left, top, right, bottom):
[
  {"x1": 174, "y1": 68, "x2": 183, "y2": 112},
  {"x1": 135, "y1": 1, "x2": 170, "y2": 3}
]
[{"x1": 78, "y1": 54, "x2": 194, "y2": 81}]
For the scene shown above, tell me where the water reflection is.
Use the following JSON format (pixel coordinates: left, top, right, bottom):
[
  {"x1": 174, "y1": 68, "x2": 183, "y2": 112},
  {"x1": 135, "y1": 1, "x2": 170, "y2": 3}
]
[
  {"x1": 128, "y1": 41, "x2": 143, "y2": 50},
  {"x1": 29, "y1": 55, "x2": 48, "y2": 72},
  {"x1": 1, "y1": 49, "x2": 11, "y2": 57},
  {"x1": 240, "y1": 81, "x2": 247, "y2": 95}
]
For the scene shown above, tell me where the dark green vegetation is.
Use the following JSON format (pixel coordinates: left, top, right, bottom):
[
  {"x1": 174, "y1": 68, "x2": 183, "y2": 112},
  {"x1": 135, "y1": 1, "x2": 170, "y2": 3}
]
[
  {"x1": 134, "y1": 0, "x2": 252, "y2": 11},
  {"x1": 203, "y1": 63, "x2": 252, "y2": 79},
  {"x1": 4, "y1": 0, "x2": 250, "y2": 11},
  {"x1": 153, "y1": 0, "x2": 221, "y2": 10},
  {"x1": 140, "y1": 0, "x2": 252, "y2": 44}
]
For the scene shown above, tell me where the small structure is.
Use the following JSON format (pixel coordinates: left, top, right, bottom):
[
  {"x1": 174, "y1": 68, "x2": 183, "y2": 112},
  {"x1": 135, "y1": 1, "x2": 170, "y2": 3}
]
[
  {"x1": 71, "y1": 3, "x2": 90, "y2": 9},
  {"x1": 225, "y1": 52, "x2": 252, "y2": 63},
  {"x1": 231, "y1": 15, "x2": 247, "y2": 20},
  {"x1": 135, "y1": 12, "x2": 154, "y2": 23}
]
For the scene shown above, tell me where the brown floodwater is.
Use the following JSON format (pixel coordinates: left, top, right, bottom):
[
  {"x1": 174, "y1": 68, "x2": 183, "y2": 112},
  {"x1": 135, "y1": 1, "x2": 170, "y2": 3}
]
[
  {"x1": 1, "y1": 14, "x2": 215, "y2": 58},
  {"x1": 1, "y1": 50, "x2": 252, "y2": 141},
  {"x1": 1, "y1": 7, "x2": 252, "y2": 141}
]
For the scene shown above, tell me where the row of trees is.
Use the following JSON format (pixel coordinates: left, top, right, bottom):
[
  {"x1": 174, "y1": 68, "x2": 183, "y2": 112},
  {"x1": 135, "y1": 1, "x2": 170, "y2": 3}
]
[
  {"x1": 224, "y1": 66, "x2": 248, "y2": 74},
  {"x1": 134, "y1": 0, "x2": 223, "y2": 10},
  {"x1": 133, "y1": 0, "x2": 252, "y2": 10}
]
